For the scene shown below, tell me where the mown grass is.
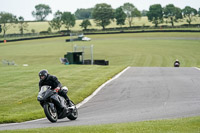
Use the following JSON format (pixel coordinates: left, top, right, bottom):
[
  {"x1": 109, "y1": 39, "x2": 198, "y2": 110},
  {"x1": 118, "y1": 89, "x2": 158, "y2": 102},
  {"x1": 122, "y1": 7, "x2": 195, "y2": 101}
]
[
  {"x1": 1, "y1": 116, "x2": 200, "y2": 133},
  {"x1": 0, "y1": 32, "x2": 200, "y2": 124},
  {"x1": 83, "y1": 32, "x2": 200, "y2": 67}
]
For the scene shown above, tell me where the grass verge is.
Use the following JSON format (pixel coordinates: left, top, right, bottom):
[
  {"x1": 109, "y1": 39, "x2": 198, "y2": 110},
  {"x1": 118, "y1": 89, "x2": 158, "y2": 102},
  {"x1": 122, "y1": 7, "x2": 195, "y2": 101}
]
[{"x1": 1, "y1": 116, "x2": 200, "y2": 133}]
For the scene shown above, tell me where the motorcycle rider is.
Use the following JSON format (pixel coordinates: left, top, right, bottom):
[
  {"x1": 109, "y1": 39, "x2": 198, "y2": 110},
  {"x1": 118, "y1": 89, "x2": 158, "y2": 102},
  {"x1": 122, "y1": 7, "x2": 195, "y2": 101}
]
[
  {"x1": 38, "y1": 69, "x2": 72, "y2": 109},
  {"x1": 174, "y1": 59, "x2": 180, "y2": 67}
]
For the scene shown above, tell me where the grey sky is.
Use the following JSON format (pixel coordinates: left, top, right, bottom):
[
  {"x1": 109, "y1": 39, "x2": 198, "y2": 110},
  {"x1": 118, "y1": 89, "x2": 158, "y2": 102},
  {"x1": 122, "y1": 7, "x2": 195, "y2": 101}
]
[{"x1": 1, "y1": 0, "x2": 199, "y2": 20}]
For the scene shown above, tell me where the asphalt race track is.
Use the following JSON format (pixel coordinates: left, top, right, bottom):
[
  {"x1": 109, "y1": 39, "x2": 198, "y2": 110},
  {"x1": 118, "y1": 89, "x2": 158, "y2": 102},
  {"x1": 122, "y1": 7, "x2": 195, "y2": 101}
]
[{"x1": 1, "y1": 67, "x2": 200, "y2": 131}]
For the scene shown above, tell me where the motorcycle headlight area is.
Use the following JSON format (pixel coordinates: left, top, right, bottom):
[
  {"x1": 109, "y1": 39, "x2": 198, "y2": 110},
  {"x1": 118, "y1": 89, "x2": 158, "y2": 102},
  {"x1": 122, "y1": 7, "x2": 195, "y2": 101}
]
[{"x1": 37, "y1": 95, "x2": 43, "y2": 101}]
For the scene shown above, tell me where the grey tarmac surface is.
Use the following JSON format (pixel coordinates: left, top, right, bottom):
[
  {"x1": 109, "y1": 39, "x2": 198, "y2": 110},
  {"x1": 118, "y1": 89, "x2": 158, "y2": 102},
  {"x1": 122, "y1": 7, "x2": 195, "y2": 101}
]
[{"x1": 1, "y1": 67, "x2": 200, "y2": 130}]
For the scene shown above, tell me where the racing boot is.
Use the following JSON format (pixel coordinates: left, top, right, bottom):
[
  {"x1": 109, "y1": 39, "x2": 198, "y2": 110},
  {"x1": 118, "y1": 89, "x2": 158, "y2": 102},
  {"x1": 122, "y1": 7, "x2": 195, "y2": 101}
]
[{"x1": 67, "y1": 99, "x2": 74, "y2": 109}]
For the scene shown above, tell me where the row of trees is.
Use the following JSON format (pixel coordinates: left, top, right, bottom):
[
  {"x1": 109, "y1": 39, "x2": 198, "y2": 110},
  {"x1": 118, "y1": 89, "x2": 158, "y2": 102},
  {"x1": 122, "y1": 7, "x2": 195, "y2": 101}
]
[
  {"x1": 0, "y1": 13, "x2": 29, "y2": 38},
  {"x1": 49, "y1": 3, "x2": 200, "y2": 31},
  {"x1": 148, "y1": 4, "x2": 199, "y2": 27},
  {"x1": 36, "y1": 3, "x2": 141, "y2": 31},
  {"x1": 0, "y1": 2, "x2": 200, "y2": 37}
]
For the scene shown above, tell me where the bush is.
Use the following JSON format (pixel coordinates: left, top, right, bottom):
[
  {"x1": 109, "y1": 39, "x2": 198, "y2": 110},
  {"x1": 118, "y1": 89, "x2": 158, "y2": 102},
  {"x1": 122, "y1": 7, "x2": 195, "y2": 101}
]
[
  {"x1": 31, "y1": 29, "x2": 36, "y2": 33},
  {"x1": 180, "y1": 24, "x2": 200, "y2": 27},
  {"x1": 39, "y1": 31, "x2": 49, "y2": 35}
]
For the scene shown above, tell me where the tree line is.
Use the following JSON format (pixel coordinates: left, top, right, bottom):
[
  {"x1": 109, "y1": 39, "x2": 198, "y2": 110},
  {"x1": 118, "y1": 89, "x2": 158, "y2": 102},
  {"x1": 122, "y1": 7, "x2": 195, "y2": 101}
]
[{"x1": 0, "y1": 2, "x2": 200, "y2": 38}]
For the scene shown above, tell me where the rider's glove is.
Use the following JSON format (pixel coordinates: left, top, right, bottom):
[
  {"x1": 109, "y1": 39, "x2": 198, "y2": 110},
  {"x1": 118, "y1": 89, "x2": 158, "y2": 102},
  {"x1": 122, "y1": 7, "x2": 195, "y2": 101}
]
[{"x1": 54, "y1": 87, "x2": 60, "y2": 92}]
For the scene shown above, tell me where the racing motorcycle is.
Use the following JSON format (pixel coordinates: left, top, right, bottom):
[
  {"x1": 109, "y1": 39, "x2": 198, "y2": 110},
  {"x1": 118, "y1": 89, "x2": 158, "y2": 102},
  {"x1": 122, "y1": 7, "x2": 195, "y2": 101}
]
[
  {"x1": 174, "y1": 62, "x2": 180, "y2": 67},
  {"x1": 37, "y1": 86, "x2": 78, "y2": 123}
]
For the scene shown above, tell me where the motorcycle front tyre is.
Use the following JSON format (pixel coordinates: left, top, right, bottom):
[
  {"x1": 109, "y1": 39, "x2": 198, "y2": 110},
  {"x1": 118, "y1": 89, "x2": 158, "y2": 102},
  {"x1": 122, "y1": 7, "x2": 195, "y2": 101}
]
[{"x1": 44, "y1": 103, "x2": 58, "y2": 123}]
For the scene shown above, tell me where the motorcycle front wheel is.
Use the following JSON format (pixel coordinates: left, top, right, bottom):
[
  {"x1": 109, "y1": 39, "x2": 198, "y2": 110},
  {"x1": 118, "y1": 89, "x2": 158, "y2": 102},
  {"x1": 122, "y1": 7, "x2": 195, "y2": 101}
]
[{"x1": 44, "y1": 103, "x2": 58, "y2": 123}]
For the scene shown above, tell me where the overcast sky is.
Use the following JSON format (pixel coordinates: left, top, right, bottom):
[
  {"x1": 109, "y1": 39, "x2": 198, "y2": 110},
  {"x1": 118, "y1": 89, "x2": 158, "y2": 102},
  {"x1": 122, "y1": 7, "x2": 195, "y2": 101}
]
[{"x1": 1, "y1": 0, "x2": 199, "y2": 21}]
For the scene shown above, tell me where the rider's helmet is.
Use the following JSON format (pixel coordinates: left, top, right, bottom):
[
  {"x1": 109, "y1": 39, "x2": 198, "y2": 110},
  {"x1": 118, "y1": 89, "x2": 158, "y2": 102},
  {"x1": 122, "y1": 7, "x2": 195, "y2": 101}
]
[{"x1": 39, "y1": 69, "x2": 48, "y2": 80}]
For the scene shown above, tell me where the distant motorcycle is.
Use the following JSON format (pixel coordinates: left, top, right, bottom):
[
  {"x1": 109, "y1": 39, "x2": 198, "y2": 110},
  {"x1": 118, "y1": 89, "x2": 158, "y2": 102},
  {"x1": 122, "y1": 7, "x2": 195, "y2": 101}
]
[
  {"x1": 174, "y1": 62, "x2": 180, "y2": 67},
  {"x1": 37, "y1": 86, "x2": 78, "y2": 123}
]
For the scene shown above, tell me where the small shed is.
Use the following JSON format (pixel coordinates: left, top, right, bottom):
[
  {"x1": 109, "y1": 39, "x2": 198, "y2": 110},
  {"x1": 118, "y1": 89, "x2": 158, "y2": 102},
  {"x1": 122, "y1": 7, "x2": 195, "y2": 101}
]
[{"x1": 64, "y1": 52, "x2": 83, "y2": 64}]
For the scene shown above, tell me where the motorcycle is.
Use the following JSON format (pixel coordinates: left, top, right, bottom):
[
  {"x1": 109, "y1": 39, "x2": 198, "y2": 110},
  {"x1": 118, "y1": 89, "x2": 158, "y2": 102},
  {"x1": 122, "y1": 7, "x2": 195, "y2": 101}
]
[
  {"x1": 37, "y1": 86, "x2": 78, "y2": 123},
  {"x1": 174, "y1": 62, "x2": 180, "y2": 67}
]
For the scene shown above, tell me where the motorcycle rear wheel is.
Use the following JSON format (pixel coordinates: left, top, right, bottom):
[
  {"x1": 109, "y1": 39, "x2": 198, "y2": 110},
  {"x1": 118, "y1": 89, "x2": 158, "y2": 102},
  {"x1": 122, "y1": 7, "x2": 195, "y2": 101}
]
[
  {"x1": 44, "y1": 103, "x2": 58, "y2": 123},
  {"x1": 67, "y1": 101, "x2": 78, "y2": 120}
]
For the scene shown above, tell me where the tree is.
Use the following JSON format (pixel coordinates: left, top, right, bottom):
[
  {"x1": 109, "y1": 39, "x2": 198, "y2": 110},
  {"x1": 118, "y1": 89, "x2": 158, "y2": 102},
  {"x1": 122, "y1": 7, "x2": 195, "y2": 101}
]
[
  {"x1": 92, "y1": 3, "x2": 114, "y2": 30},
  {"x1": 32, "y1": 4, "x2": 52, "y2": 21},
  {"x1": 47, "y1": 27, "x2": 52, "y2": 33},
  {"x1": 61, "y1": 12, "x2": 75, "y2": 30},
  {"x1": 121, "y1": 3, "x2": 141, "y2": 27},
  {"x1": 18, "y1": 16, "x2": 28, "y2": 35},
  {"x1": 115, "y1": 7, "x2": 126, "y2": 27},
  {"x1": 80, "y1": 19, "x2": 92, "y2": 30},
  {"x1": 75, "y1": 8, "x2": 93, "y2": 19},
  {"x1": 49, "y1": 11, "x2": 63, "y2": 32},
  {"x1": 198, "y1": 8, "x2": 200, "y2": 17},
  {"x1": 147, "y1": 4, "x2": 163, "y2": 27},
  {"x1": 163, "y1": 4, "x2": 182, "y2": 27},
  {"x1": 182, "y1": 6, "x2": 197, "y2": 25},
  {"x1": 0, "y1": 12, "x2": 17, "y2": 38},
  {"x1": 141, "y1": 10, "x2": 148, "y2": 16},
  {"x1": 0, "y1": 24, "x2": 2, "y2": 33}
]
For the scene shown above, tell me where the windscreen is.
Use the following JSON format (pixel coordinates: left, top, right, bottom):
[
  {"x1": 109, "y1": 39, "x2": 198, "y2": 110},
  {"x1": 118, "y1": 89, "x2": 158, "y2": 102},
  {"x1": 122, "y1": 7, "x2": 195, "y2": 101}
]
[{"x1": 38, "y1": 86, "x2": 50, "y2": 95}]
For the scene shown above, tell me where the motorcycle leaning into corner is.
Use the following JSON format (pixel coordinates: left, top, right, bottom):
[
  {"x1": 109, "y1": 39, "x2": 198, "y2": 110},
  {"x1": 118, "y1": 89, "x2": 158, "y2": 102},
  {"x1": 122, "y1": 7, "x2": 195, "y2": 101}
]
[{"x1": 37, "y1": 86, "x2": 78, "y2": 123}]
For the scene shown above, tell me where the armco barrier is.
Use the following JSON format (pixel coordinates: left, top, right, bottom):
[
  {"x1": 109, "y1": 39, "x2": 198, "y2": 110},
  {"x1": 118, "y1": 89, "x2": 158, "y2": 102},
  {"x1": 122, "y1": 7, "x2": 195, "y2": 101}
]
[
  {"x1": 0, "y1": 34, "x2": 66, "y2": 43},
  {"x1": 84, "y1": 30, "x2": 200, "y2": 35},
  {"x1": 0, "y1": 30, "x2": 200, "y2": 43}
]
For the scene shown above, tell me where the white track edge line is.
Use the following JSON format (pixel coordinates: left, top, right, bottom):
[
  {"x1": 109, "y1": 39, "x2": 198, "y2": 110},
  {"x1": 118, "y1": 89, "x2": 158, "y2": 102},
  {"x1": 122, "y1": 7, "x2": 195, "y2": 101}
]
[
  {"x1": 76, "y1": 66, "x2": 130, "y2": 108},
  {"x1": 0, "y1": 118, "x2": 47, "y2": 127},
  {"x1": 194, "y1": 67, "x2": 200, "y2": 71},
  {"x1": 0, "y1": 66, "x2": 130, "y2": 126}
]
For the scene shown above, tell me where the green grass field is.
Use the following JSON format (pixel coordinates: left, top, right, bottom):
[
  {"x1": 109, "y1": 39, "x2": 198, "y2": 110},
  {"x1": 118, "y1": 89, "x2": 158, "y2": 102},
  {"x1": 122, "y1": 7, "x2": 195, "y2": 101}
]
[{"x1": 0, "y1": 32, "x2": 200, "y2": 132}]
